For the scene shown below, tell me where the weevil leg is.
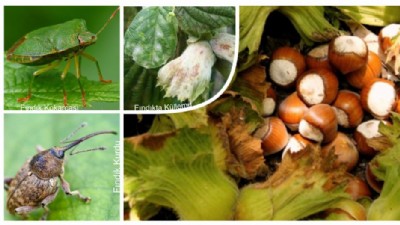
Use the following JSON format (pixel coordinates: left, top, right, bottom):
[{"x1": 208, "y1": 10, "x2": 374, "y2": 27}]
[
  {"x1": 18, "y1": 60, "x2": 61, "y2": 103},
  {"x1": 80, "y1": 51, "x2": 112, "y2": 83},
  {"x1": 61, "y1": 58, "x2": 72, "y2": 106},
  {"x1": 74, "y1": 54, "x2": 87, "y2": 107},
  {"x1": 4, "y1": 177, "x2": 13, "y2": 191},
  {"x1": 59, "y1": 174, "x2": 91, "y2": 203},
  {"x1": 40, "y1": 187, "x2": 59, "y2": 220},
  {"x1": 15, "y1": 206, "x2": 38, "y2": 219}
]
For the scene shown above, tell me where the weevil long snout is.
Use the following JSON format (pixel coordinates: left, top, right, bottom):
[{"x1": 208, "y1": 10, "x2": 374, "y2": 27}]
[{"x1": 55, "y1": 130, "x2": 117, "y2": 157}]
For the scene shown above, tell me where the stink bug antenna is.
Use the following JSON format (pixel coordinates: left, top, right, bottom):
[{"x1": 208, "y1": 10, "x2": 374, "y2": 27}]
[{"x1": 97, "y1": 7, "x2": 120, "y2": 36}]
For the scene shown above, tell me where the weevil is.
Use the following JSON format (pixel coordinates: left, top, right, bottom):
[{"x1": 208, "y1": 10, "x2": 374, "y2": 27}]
[
  {"x1": 4, "y1": 123, "x2": 117, "y2": 220},
  {"x1": 6, "y1": 7, "x2": 119, "y2": 107}
]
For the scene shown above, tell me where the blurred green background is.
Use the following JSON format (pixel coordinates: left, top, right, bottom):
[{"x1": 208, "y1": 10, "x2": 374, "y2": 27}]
[
  {"x1": 4, "y1": 6, "x2": 120, "y2": 110},
  {"x1": 4, "y1": 114, "x2": 120, "y2": 220}
]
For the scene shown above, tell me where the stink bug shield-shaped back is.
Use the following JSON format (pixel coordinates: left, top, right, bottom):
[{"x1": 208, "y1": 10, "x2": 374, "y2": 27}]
[{"x1": 6, "y1": 7, "x2": 119, "y2": 107}]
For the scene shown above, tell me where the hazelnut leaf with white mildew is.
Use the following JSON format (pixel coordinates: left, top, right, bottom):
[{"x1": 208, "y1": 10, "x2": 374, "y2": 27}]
[
  {"x1": 209, "y1": 33, "x2": 236, "y2": 63},
  {"x1": 124, "y1": 7, "x2": 178, "y2": 69},
  {"x1": 157, "y1": 41, "x2": 216, "y2": 103},
  {"x1": 124, "y1": 7, "x2": 235, "y2": 107},
  {"x1": 124, "y1": 61, "x2": 181, "y2": 108}
]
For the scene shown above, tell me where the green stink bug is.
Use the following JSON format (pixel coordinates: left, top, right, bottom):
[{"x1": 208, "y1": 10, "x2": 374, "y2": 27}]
[{"x1": 6, "y1": 7, "x2": 120, "y2": 107}]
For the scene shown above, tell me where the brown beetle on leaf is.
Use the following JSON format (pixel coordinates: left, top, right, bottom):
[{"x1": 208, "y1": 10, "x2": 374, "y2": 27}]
[{"x1": 4, "y1": 123, "x2": 117, "y2": 220}]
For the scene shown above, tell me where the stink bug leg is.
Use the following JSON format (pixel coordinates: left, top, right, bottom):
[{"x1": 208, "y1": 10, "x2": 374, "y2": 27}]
[
  {"x1": 18, "y1": 60, "x2": 61, "y2": 103},
  {"x1": 74, "y1": 54, "x2": 87, "y2": 107},
  {"x1": 80, "y1": 52, "x2": 111, "y2": 83},
  {"x1": 61, "y1": 58, "x2": 72, "y2": 106}
]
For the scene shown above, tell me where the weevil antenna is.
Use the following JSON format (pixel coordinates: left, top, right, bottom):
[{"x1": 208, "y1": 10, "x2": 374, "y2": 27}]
[
  {"x1": 97, "y1": 7, "x2": 120, "y2": 36},
  {"x1": 60, "y1": 122, "x2": 88, "y2": 143},
  {"x1": 70, "y1": 146, "x2": 106, "y2": 155},
  {"x1": 60, "y1": 130, "x2": 117, "y2": 152}
]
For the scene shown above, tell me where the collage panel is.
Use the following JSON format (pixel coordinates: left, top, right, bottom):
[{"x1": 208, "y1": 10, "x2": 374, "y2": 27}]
[
  {"x1": 4, "y1": 6, "x2": 120, "y2": 110},
  {"x1": 238, "y1": 5, "x2": 400, "y2": 220},
  {"x1": 124, "y1": 6, "x2": 236, "y2": 111},
  {"x1": 123, "y1": 5, "x2": 400, "y2": 221},
  {"x1": 4, "y1": 114, "x2": 120, "y2": 220},
  {"x1": 2, "y1": 2, "x2": 400, "y2": 223}
]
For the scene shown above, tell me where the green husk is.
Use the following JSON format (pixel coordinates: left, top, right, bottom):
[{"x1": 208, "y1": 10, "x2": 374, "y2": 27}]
[
  {"x1": 367, "y1": 113, "x2": 400, "y2": 220},
  {"x1": 278, "y1": 6, "x2": 341, "y2": 45},
  {"x1": 239, "y1": 6, "x2": 341, "y2": 71},
  {"x1": 368, "y1": 166, "x2": 400, "y2": 220},
  {"x1": 239, "y1": 6, "x2": 279, "y2": 71},
  {"x1": 234, "y1": 145, "x2": 353, "y2": 220},
  {"x1": 208, "y1": 94, "x2": 267, "y2": 179},
  {"x1": 323, "y1": 199, "x2": 367, "y2": 220},
  {"x1": 124, "y1": 126, "x2": 239, "y2": 220},
  {"x1": 336, "y1": 6, "x2": 400, "y2": 26}
]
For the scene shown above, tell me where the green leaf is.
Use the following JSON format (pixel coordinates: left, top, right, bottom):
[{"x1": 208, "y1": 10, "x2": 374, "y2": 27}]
[
  {"x1": 125, "y1": 7, "x2": 178, "y2": 69},
  {"x1": 4, "y1": 114, "x2": 120, "y2": 220},
  {"x1": 175, "y1": 7, "x2": 235, "y2": 38},
  {"x1": 4, "y1": 59, "x2": 119, "y2": 110}
]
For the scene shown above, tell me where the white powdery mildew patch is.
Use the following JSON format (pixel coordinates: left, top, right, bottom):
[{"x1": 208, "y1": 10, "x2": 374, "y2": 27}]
[
  {"x1": 157, "y1": 41, "x2": 216, "y2": 103},
  {"x1": 153, "y1": 55, "x2": 160, "y2": 64},
  {"x1": 155, "y1": 26, "x2": 164, "y2": 39},
  {"x1": 132, "y1": 46, "x2": 144, "y2": 58},
  {"x1": 209, "y1": 33, "x2": 235, "y2": 63},
  {"x1": 154, "y1": 42, "x2": 162, "y2": 52}
]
